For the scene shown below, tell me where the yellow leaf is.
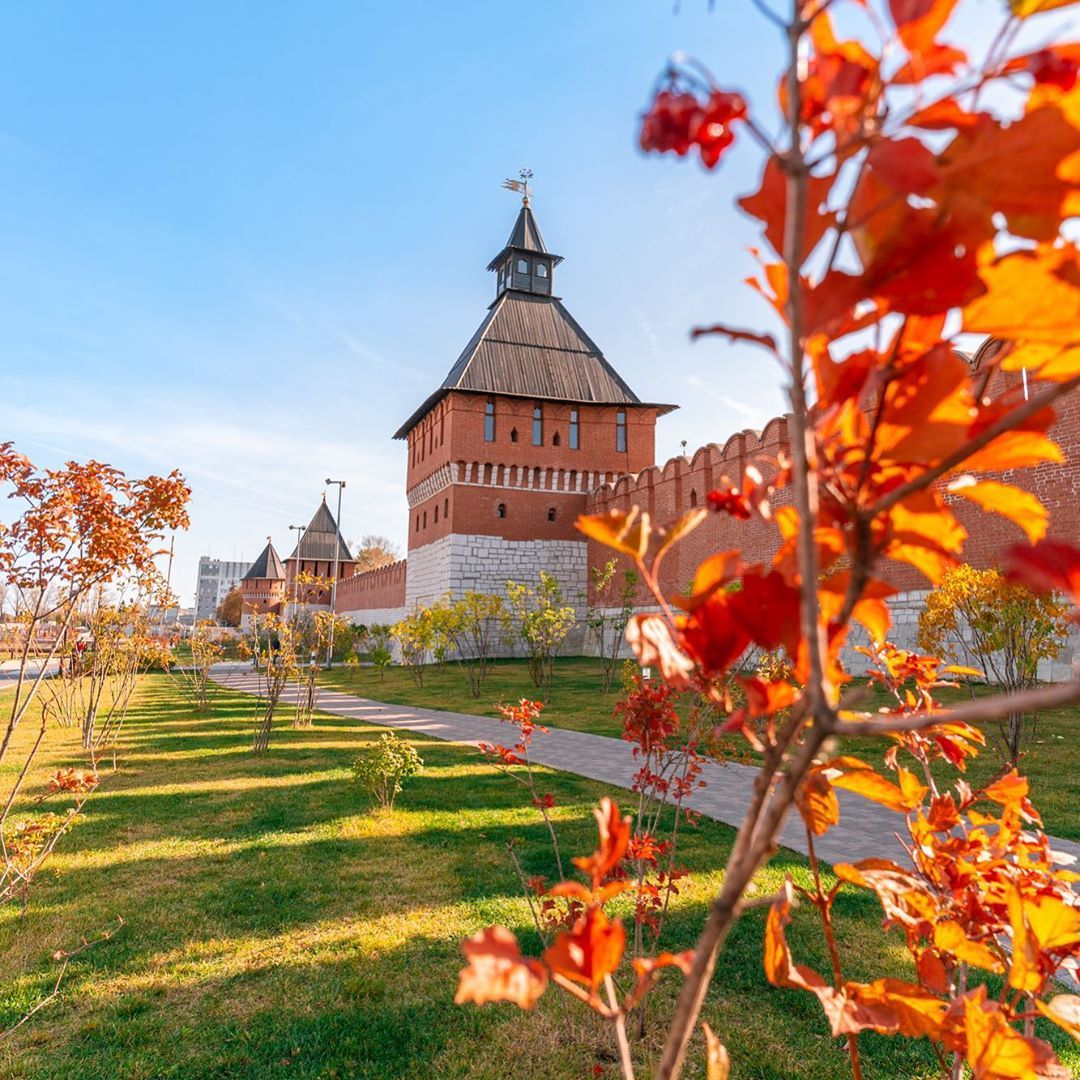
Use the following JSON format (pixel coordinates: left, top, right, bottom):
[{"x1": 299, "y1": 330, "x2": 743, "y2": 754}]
[{"x1": 703, "y1": 1023, "x2": 731, "y2": 1080}]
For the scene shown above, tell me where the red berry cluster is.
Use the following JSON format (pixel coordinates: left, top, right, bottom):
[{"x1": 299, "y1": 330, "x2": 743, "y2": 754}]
[{"x1": 639, "y1": 86, "x2": 747, "y2": 169}]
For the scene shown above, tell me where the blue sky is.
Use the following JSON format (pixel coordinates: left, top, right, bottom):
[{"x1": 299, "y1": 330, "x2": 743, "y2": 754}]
[{"x1": 0, "y1": 1, "x2": 1070, "y2": 604}]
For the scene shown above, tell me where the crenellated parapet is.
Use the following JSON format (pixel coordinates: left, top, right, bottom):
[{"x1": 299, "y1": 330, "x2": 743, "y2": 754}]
[{"x1": 587, "y1": 416, "x2": 791, "y2": 516}]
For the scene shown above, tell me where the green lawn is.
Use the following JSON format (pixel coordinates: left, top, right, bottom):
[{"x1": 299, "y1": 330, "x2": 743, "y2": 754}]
[
  {"x1": 0, "y1": 674, "x2": 1074, "y2": 1078},
  {"x1": 322, "y1": 657, "x2": 1080, "y2": 842}
]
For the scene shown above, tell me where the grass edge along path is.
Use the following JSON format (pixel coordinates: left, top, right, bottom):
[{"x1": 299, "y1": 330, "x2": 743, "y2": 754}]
[{"x1": 319, "y1": 657, "x2": 1080, "y2": 843}]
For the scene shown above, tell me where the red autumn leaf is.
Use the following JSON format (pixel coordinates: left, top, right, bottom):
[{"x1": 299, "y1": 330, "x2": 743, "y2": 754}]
[
  {"x1": 737, "y1": 154, "x2": 835, "y2": 262},
  {"x1": 678, "y1": 596, "x2": 752, "y2": 680},
  {"x1": 455, "y1": 926, "x2": 549, "y2": 1009},
  {"x1": 888, "y1": 0, "x2": 960, "y2": 54},
  {"x1": 1005, "y1": 539, "x2": 1080, "y2": 604},
  {"x1": 543, "y1": 907, "x2": 626, "y2": 990},
  {"x1": 572, "y1": 798, "x2": 632, "y2": 886}
]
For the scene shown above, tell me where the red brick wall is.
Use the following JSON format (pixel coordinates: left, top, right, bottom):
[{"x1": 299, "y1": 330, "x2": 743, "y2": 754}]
[
  {"x1": 239, "y1": 578, "x2": 286, "y2": 617},
  {"x1": 585, "y1": 374, "x2": 1080, "y2": 601},
  {"x1": 404, "y1": 390, "x2": 661, "y2": 550},
  {"x1": 334, "y1": 559, "x2": 407, "y2": 612}
]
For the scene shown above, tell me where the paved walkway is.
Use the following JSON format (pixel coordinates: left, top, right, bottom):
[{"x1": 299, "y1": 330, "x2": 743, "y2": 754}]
[{"x1": 215, "y1": 669, "x2": 1080, "y2": 869}]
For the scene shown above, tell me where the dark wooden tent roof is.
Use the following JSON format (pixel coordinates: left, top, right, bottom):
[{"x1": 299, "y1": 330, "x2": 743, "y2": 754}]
[
  {"x1": 288, "y1": 501, "x2": 354, "y2": 563},
  {"x1": 243, "y1": 541, "x2": 286, "y2": 582},
  {"x1": 485, "y1": 205, "x2": 563, "y2": 271},
  {"x1": 394, "y1": 291, "x2": 676, "y2": 438}
]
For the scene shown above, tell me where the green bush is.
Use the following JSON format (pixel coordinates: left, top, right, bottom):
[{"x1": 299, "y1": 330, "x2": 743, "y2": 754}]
[{"x1": 351, "y1": 733, "x2": 423, "y2": 811}]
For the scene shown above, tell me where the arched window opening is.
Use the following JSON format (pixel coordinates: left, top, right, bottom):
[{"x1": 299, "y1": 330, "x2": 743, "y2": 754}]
[
  {"x1": 444, "y1": 497, "x2": 449, "y2": 517},
  {"x1": 415, "y1": 514, "x2": 420, "y2": 533},
  {"x1": 510, "y1": 427, "x2": 518, "y2": 443},
  {"x1": 422, "y1": 511, "x2": 427, "y2": 528},
  {"x1": 552, "y1": 431, "x2": 561, "y2": 447},
  {"x1": 547, "y1": 507, "x2": 557, "y2": 522},
  {"x1": 434, "y1": 505, "x2": 439, "y2": 523},
  {"x1": 484, "y1": 400, "x2": 495, "y2": 442},
  {"x1": 536, "y1": 262, "x2": 548, "y2": 278},
  {"x1": 616, "y1": 410, "x2": 627, "y2": 453},
  {"x1": 689, "y1": 489, "x2": 698, "y2": 508},
  {"x1": 532, "y1": 404, "x2": 543, "y2": 446},
  {"x1": 496, "y1": 503, "x2": 507, "y2": 519},
  {"x1": 517, "y1": 258, "x2": 528, "y2": 274}
]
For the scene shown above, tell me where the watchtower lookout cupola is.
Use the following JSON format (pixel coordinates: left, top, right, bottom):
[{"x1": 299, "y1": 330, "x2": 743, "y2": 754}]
[{"x1": 487, "y1": 198, "x2": 562, "y2": 299}]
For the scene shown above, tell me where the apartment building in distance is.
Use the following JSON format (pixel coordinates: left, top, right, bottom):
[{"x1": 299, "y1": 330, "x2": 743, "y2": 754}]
[{"x1": 194, "y1": 557, "x2": 252, "y2": 622}]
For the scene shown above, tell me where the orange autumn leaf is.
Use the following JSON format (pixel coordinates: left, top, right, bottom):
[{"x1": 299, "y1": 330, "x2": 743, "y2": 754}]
[
  {"x1": 543, "y1": 907, "x2": 626, "y2": 990},
  {"x1": 738, "y1": 675, "x2": 799, "y2": 717},
  {"x1": 963, "y1": 244, "x2": 1080, "y2": 347},
  {"x1": 932, "y1": 920, "x2": 1004, "y2": 973},
  {"x1": 572, "y1": 798, "x2": 631, "y2": 886},
  {"x1": 826, "y1": 757, "x2": 927, "y2": 813},
  {"x1": 888, "y1": 0, "x2": 960, "y2": 53},
  {"x1": 947, "y1": 479, "x2": 1049, "y2": 543},
  {"x1": 797, "y1": 769, "x2": 840, "y2": 836},
  {"x1": 962, "y1": 986, "x2": 1064, "y2": 1080},
  {"x1": 575, "y1": 507, "x2": 651, "y2": 561},
  {"x1": 455, "y1": 926, "x2": 549, "y2": 1009},
  {"x1": 1034, "y1": 995, "x2": 1080, "y2": 1041}
]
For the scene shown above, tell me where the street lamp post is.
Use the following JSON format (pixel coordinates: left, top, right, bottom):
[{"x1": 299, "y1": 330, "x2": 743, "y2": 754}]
[
  {"x1": 288, "y1": 523, "x2": 307, "y2": 617},
  {"x1": 324, "y1": 478, "x2": 346, "y2": 667}
]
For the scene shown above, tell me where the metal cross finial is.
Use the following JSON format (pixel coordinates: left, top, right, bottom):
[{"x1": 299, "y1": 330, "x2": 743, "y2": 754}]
[{"x1": 502, "y1": 168, "x2": 534, "y2": 206}]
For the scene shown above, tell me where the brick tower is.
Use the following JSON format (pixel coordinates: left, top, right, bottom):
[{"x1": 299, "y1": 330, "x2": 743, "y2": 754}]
[
  {"x1": 393, "y1": 192, "x2": 675, "y2": 608},
  {"x1": 238, "y1": 539, "x2": 287, "y2": 627},
  {"x1": 285, "y1": 498, "x2": 356, "y2": 611}
]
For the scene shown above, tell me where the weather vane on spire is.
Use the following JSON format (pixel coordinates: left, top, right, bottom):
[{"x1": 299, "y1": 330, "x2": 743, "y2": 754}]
[{"x1": 502, "y1": 168, "x2": 534, "y2": 206}]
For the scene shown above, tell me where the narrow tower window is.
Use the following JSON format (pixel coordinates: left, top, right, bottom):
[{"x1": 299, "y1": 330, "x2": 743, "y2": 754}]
[
  {"x1": 484, "y1": 400, "x2": 495, "y2": 442},
  {"x1": 547, "y1": 507, "x2": 557, "y2": 522},
  {"x1": 569, "y1": 408, "x2": 579, "y2": 450},
  {"x1": 532, "y1": 404, "x2": 543, "y2": 446},
  {"x1": 552, "y1": 431, "x2": 561, "y2": 447},
  {"x1": 690, "y1": 489, "x2": 698, "y2": 508},
  {"x1": 536, "y1": 262, "x2": 548, "y2": 278},
  {"x1": 616, "y1": 410, "x2": 627, "y2": 452},
  {"x1": 517, "y1": 258, "x2": 528, "y2": 274},
  {"x1": 510, "y1": 427, "x2": 518, "y2": 443},
  {"x1": 496, "y1": 503, "x2": 507, "y2": 519}
]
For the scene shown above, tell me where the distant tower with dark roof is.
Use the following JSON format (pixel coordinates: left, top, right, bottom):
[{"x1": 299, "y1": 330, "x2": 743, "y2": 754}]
[
  {"x1": 239, "y1": 539, "x2": 287, "y2": 626},
  {"x1": 392, "y1": 193, "x2": 675, "y2": 609},
  {"x1": 285, "y1": 498, "x2": 356, "y2": 610}
]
